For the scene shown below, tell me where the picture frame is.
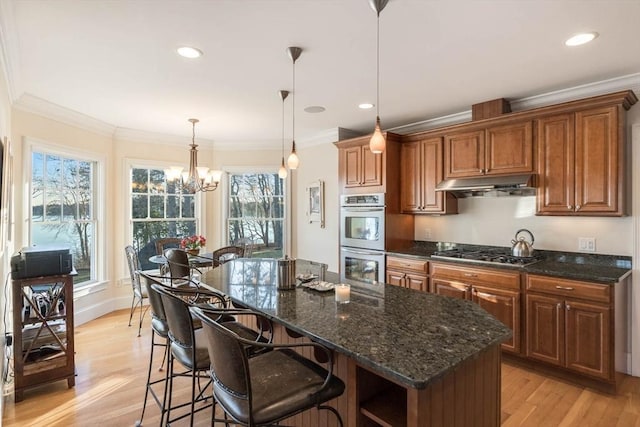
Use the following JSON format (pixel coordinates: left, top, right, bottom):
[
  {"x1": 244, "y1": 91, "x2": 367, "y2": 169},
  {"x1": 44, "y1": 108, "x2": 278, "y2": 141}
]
[{"x1": 306, "y1": 179, "x2": 325, "y2": 228}]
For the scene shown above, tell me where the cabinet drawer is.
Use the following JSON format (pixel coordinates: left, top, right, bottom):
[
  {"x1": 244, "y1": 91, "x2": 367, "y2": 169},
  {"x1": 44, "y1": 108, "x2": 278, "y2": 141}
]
[
  {"x1": 526, "y1": 275, "x2": 611, "y2": 304},
  {"x1": 430, "y1": 262, "x2": 521, "y2": 290},
  {"x1": 387, "y1": 256, "x2": 428, "y2": 274}
]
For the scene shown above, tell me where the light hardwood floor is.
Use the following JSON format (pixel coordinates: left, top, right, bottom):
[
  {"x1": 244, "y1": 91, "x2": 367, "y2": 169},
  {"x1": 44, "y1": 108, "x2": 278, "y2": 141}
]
[{"x1": 2, "y1": 309, "x2": 640, "y2": 426}]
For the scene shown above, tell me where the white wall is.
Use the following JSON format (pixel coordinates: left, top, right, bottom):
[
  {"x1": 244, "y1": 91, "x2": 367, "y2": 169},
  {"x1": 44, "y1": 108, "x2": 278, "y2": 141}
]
[{"x1": 294, "y1": 143, "x2": 339, "y2": 271}]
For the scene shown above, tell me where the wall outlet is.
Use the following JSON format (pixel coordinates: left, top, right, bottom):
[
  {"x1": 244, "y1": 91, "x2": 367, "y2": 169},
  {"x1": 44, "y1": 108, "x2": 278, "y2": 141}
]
[
  {"x1": 578, "y1": 237, "x2": 596, "y2": 252},
  {"x1": 424, "y1": 228, "x2": 432, "y2": 239}
]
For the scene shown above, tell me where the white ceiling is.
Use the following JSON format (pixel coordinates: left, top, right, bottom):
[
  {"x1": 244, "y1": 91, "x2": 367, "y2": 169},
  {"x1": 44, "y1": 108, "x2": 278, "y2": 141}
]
[{"x1": 3, "y1": 0, "x2": 640, "y2": 148}]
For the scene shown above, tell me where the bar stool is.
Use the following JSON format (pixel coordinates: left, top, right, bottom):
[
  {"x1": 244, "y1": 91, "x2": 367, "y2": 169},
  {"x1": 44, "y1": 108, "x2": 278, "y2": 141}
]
[{"x1": 191, "y1": 306, "x2": 345, "y2": 426}]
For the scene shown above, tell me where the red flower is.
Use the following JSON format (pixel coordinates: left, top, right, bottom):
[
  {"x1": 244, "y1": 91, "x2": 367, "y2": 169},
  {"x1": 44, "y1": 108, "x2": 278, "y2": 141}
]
[{"x1": 179, "y1": 235, "x2": 206, "y2": 250}]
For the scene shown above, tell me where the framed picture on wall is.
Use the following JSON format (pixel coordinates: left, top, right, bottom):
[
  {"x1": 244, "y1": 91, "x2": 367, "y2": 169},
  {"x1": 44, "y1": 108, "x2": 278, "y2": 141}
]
[{"x1": 306, "y1": 180, "x2": 325, "y2": 228}]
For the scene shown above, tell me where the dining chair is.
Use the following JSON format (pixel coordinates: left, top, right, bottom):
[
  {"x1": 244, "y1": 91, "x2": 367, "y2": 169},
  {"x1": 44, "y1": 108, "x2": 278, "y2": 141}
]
[
  {"x1": 125, "y1": 245, "x2": 149, "y2": 337},
  {"x1": 164, "y1": 248, "x2": 201, "y2": 286},
  {"x1": 190, "y1": 306, "x2": 345, "y2": 427},
  {"x1": 154, "y1": 237, "x2": 181, "y2": 255},
  {"x1": 211, "y1": 245, "x2": 244, "y2": 268}
]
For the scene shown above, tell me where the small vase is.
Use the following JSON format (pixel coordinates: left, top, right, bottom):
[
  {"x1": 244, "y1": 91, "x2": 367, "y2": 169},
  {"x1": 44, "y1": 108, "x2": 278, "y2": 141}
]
[{"x1": 187, "y1": 248, "x2": 200, "y2": 256}]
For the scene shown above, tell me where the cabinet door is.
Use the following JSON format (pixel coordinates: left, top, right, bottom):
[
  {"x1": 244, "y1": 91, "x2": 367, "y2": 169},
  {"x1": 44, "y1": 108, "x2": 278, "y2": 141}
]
[
  {"x1": 575, "y1": 106, "x2": 620, "y2": 214},
  {"x1": 565, "y1": 300, "x2": 611, "y2": 380},
  {"x1": 421, "y1": 138, "x2": 447, "y2": 213},
  {"x1": 431, "y1": 279, "x2": 470, "y2": 300},
  {"x1": 400, "y1": 142, "x2": 421, "y2": 212},
  {"x1": 405, "y1": 273, "x2": 428, "y2": 292},
  {"x1": 361, "y1": 145, "x2": 383, "y2": 187},
  {"x1": 444, "y1": 130, "x2": 485, "y2": 179},
  {"x1": 386, "y1": 270, "x2": 405, "y2": 287},
  {"x1": 526, "y1": 293, "x2": 564, "y2": 367},
  {"x1": 473, "y1": 286, "x2": 521, "y2": 354},
  {"x1": 485, "y1": 121, "x2": 533, "y2": 175},
  {"x1": 343, "y1": 146, "x2": 362, "y2": 188},
  {"x1": 536, "y1": 114, "x2": 575, "y2": 215}
]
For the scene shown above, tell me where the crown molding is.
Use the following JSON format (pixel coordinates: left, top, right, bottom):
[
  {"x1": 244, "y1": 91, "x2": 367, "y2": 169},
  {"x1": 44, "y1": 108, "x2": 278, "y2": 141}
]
[
  {"x1": 14, "y1": 93, "x2": 116, "y2": 137},
  {"x1": 114, "y1": 127, "x2": 199, "y2": 147},
  {"x1": 388, "y1": 73, "x2": 640, "y2": 135}
]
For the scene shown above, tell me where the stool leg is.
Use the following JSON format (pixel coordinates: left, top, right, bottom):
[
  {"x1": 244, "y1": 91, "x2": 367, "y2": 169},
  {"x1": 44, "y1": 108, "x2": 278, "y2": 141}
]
[{"x1": 136, "y1": 331, "x2": 156, "y2": 426}]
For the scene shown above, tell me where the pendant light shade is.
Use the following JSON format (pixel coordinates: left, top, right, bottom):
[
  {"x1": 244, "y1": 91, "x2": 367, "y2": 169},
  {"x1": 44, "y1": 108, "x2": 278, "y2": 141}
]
[
  {"x1": 370, "y1": 116, "x2": 386, "y2": 154},
  {"x1": 369, "y1": 0, "x2": 388, "y2": 154},
  {"x1": 278, "y1": 90, "x2": 289, "y2": 179},
  {"x1": 287, "y1": 46, "x2": 302, "y2": 170}
]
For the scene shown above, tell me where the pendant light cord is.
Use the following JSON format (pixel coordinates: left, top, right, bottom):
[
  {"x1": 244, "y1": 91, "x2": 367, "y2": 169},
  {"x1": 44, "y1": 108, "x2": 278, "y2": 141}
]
[
  {"x1": 376, "y1": 10, "x2": 380, "y2": 119},
  {"x1": 292, "y1": 57, "x2": 296, "y2": 143},
  {"x1": 282, "y1": 95, "x2": 285, "y2": 156}
]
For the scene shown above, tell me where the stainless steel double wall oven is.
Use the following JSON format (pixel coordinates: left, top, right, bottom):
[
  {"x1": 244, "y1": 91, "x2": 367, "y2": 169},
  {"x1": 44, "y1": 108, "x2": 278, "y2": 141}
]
[{"x1": 339, "y1": 193, "x2": 386, "y2": 284}]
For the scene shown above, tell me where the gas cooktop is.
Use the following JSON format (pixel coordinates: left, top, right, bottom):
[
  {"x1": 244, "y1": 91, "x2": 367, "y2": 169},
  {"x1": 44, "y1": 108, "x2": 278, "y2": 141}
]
[{"x1": 431, "y1": 248, "x2": 540, "y2": 267}]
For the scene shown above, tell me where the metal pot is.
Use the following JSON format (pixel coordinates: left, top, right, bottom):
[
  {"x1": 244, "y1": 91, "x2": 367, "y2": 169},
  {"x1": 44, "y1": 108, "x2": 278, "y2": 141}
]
[{"x1": 511, "y1": 229, "x2": 534, "y2": 257}]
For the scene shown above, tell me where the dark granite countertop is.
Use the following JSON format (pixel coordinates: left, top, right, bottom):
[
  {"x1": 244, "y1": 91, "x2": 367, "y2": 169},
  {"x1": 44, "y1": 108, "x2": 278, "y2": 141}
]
[
  {"x1": 387, "y1": 241, "x2": 631, "y2": 285},
  {"x1": 200, "y1": 258, "x2": 511, "y2": 389}
]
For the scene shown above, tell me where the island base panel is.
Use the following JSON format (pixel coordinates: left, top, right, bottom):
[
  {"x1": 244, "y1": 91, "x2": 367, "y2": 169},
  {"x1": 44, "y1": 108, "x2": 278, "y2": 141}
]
[{"x1": 255, "y1": 319, "x2": 502, "y2": 426}]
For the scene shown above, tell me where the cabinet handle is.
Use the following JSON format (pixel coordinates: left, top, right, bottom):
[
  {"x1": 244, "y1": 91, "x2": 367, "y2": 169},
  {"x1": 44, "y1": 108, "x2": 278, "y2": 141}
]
[
  {"x1": 463, "y1": 273, "x2": 478, "y2": 278},
  {"x1": 575, "y1": 205, "x2": 581, "y2": 211},
  {"x1": 479, "y1": 168, "x2": 483, "y2": 174},
  {"x1": 555, "y1": 285, "x2": 574, "y2": 291},
  {"x1": 557, "y1": 302, "x2": 562, "y2": 309},
  {"x1": 566, "y1": 304, "x2": 571, "y2": 311},
  {"x1": 567, "y1": 205, "x2": 573, "y2": 210}
]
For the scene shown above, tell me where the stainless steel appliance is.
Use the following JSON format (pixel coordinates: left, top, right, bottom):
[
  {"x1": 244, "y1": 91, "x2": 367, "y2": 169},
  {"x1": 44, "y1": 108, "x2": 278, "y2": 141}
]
[
  {"x1": 340, "y1": 247, "x2": 386, "y2": 285},
  {"x1": 510, "y1": 229, "x2": 535, "y2": 257},
  {"x1": 339, "y1": 193, "x2": 386, "y2": 284},
  {"x1": 339, "y1": 193, "x2": 385, "y2": 251},
  {"x1": 431, "y1": 247, "x2": 540, "y2": 267}
]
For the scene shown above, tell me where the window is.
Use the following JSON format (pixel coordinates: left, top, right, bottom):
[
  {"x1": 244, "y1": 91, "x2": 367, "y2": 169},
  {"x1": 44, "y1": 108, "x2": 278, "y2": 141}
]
[
  {"x1": 227, "y1": 172, "x2": 285, "y2": 258},
  {"x1": 30, "y1": 151, "x2": 97, "y2": 287},
  {"x1": 130, "y1": 167, "x2": 197, "y2": 269}
]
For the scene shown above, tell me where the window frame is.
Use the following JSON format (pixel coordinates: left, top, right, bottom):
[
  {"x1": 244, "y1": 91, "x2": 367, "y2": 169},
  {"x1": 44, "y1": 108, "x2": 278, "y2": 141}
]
[
  {"x1": 124, "y1": 158, "x2": 206, "y2": 256},
  {"x1": 221, "y1": 166, "x2": 290, "y2": 256},
  {"x1": 24, "y1": 137, "x2": 106, "y2": 292}
]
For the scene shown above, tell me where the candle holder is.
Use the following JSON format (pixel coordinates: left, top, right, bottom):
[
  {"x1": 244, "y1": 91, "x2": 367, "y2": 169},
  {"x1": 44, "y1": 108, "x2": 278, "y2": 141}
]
[{"x1": 335, "y1": 284, "x2": 351, "y2": 304}]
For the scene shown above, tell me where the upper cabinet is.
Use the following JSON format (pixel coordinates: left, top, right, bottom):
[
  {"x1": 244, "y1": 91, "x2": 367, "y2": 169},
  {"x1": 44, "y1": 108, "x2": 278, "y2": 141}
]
[
  {"x1": 335, "y1": 132, "x2": 403, "y2": 205},
  {"x1": 537, "y1": 106, "x2": 623, "y2": 216},
  {"x1": 400, "y1": 138, "x2": 457, "y2": 214},
  {"x1": 342, "y1": 143, "x2": 382, "y2": 189},
  {"x1": 444, "y1": 121, "x2": 533, "y2": 179}
]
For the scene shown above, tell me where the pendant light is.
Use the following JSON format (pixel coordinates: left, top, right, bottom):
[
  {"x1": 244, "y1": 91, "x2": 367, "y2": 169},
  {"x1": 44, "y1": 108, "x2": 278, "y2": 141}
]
[
  {"x1": 369, "y1": 0, "x2": 388, "y2": 154},
  {"x1": 287, "y1": 46, "x2": 302, "y2": 169},
  {"x1": 278, "y1": 90, "x2": 290, "y2": 179}
]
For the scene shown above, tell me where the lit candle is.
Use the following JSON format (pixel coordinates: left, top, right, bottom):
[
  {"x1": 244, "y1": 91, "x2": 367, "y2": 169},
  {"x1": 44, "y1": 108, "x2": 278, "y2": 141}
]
[{"x1": 335, "y1": 284, "x2": 351, "y2": 304}]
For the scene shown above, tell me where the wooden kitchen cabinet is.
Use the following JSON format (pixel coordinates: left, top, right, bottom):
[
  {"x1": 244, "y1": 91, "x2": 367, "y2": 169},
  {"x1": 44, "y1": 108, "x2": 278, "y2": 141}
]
[
  {"x1": 343, "y1": 144, "x2": 382, "y2": 189},
  {"x1": 335, "y1": 133, "x2": 403, "y2": 203},
  {"x1": 525, "y1": 275, "x2": 612, "y2": 381},
  {"x1": 443, "y1": 121, "x2": 533, "y2": 179},
  {"x1": 386, "y1": 256, "x2": 428, "y2": 292},
  {"x1": 537, "y1": 106, "x2": 624, "y2": 216},
  {"x1": 400, "y1": 138, "x2": 457, "y2": 214},
  {"x1": 430, "y1": 262, "x2": 522, "y2": 353}
]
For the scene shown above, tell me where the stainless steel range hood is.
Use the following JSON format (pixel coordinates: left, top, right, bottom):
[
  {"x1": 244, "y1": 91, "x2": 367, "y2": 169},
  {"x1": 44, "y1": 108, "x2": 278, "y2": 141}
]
[{"x1": 435, "y1": 174, "x2": 536, "y2": 197}]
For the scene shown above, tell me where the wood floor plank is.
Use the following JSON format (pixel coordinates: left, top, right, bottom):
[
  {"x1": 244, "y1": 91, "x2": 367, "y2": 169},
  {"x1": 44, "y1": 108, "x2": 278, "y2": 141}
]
[{"x1": 2, "y1": 309, "x2": 640, "y2": 427}]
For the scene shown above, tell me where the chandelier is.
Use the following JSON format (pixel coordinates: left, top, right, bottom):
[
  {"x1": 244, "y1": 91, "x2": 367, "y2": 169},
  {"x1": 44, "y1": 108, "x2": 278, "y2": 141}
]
[{"x1": 164, "y1": 118, "x2": 222, "y2": 193}]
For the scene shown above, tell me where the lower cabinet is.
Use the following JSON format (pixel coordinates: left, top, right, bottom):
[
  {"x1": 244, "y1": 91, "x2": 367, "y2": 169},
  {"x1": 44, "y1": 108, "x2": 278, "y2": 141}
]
[
  {"x1": 430, "y1": 262, "x2": 522, "y2": 354},
  {"x1": 525, "y1": 275, "x2": 613, "y2": 381},
  {"x1": 386, "y1": 256, "x2": 428, "y2": 292}
]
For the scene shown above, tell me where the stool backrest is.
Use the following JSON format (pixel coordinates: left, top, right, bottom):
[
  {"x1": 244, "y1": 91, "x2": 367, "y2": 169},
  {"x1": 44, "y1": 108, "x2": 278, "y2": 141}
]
[{"x1": 165, "y1": 248, "x2": 191, "y2": 282}]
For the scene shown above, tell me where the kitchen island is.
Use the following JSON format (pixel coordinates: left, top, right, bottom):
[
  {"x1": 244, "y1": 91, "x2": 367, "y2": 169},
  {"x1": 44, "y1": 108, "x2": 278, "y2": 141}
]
[{"x1": 201, "y1": 258, "x2": 511, "y2": 427}]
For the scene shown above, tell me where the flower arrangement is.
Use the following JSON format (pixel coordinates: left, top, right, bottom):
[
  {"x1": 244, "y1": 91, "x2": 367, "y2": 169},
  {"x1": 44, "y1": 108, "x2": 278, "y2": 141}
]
[{"x1": 180, "y1": 235, "x2": 206, "y2": 251}]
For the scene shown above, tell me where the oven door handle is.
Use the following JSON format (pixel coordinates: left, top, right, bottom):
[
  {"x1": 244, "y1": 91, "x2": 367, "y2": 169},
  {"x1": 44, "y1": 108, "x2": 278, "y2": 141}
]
[
  {"x1": 341, "y1": 207, "x2": 385, "y2": 212},
  {"x1": 341, "y1": 247, "x2": 384, "y2": 256}
]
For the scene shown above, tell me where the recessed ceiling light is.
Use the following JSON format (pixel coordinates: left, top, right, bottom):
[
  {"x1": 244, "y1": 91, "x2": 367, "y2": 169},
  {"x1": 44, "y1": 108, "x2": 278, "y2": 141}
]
[
  {"x1": 304, "y1": 106, "x2": 325, "y2": 113},
  {"x1": 359, "y1": 103, "x2": 374, "y2": 109},
  {"x1": 177, "y1": 46, "x2": 203, "y2": 58},
  {"x1": 565, "y1": 32, "x2": 598, "y2": 47}
]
